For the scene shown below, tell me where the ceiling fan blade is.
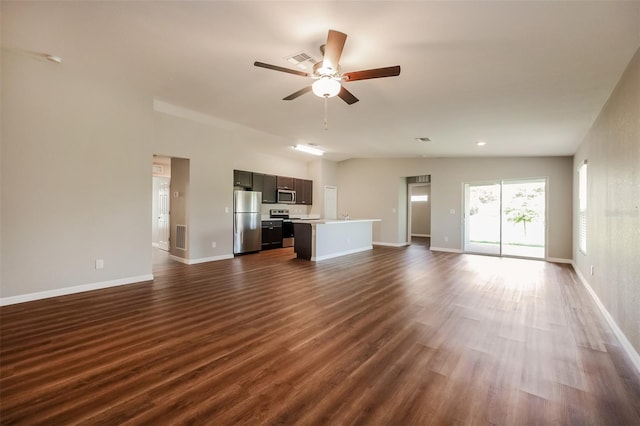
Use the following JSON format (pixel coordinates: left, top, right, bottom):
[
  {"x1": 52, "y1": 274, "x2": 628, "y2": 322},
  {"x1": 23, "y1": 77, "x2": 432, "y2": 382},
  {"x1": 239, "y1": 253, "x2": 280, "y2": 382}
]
[
  {"x1": 283, "y1": 86, "x2": 312, "y2": 101},
  {"x1": 254, "y1": 61, "x2": 310, "y2": 77},
  {"x1": 338, "y1": 86, "x2": 359, "y2": 105},
  {"x1": 343, "y1": 65, "x2": 401, "y2": 82},
  {"x1": 322, "y1": 30, "x2": 347, "y2": 72}
]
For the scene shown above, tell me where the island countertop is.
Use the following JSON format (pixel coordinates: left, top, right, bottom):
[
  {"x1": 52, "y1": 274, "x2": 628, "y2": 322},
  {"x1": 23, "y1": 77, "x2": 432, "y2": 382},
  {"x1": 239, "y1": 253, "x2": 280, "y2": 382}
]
[
  {"x1": 291, "y1": 218, "x2": 381, "y2": 225},
  {"x1": 292, "y1": 219, "x2": 380, "y2": 261}
]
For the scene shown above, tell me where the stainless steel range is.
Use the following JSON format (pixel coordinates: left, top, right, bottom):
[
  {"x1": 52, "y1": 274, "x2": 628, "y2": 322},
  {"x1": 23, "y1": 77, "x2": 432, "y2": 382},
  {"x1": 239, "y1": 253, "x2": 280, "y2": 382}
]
[{"x1": 270, "y1": 209, "x2": 294, "y2": 247}]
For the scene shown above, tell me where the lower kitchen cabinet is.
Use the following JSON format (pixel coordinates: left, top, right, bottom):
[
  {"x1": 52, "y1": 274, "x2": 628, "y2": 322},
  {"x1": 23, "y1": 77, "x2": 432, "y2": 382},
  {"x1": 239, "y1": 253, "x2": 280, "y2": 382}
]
[{"x1": 261, "y1": 220, "x2": 283, "y2": 250}]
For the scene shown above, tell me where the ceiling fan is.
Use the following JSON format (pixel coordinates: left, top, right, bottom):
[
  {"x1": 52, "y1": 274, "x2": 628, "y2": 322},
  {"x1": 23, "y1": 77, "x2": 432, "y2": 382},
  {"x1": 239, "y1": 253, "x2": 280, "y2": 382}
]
[{"x1": 254, "y1": 29, "x2": 401, "y2": 105}]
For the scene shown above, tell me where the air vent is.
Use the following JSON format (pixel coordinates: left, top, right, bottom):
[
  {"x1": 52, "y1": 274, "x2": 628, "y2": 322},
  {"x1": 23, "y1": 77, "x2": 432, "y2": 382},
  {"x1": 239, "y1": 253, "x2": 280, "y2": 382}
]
[
  {"x1": 175, "y1": 225, "x2": 187, "y2": 250},
  {"x1": 415, "y1": 137, "x2": 431, "y2": 143},
  {"x1": 286, "y1": 52, "x2": 318, "y2": 69}
]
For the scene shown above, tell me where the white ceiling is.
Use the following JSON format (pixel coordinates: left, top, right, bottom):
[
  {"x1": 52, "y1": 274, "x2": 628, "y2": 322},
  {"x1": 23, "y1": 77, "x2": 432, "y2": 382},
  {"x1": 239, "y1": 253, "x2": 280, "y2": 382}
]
[{"x1": 2, "y1": 1, "x2": 639, "y2": 162}]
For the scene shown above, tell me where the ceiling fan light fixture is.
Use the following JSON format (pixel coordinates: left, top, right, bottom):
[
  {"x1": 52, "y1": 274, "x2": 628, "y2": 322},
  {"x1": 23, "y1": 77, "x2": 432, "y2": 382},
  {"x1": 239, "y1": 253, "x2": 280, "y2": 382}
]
[
  {"x1": 293, "y1": 144, "x2": 324, "y2": 156},
  {"x1": 312, "y1": 77, "x2": 341, "y2": 98}
]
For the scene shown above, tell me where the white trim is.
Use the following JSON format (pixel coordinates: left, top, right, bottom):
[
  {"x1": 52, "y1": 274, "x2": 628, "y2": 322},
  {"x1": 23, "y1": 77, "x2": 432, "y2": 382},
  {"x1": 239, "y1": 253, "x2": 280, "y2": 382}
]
[
  {"x1": 0, "y1": 274, "x2": 154, "y2": 306},
  {"x1": 170, "y1": 254, "x2": 233, "y2": 265},
  {"x1": 411, "y1": 233, "x2": 430, "y2": 237},
  {"x1": 170, "y1": 255, "x2": 190, "y2": 264},
  {"x1": 311, "y1": 246, "x2": 372, "y2": 261},
  {"x1": 188, "y1": 255, "x2": 234, "y2": 264},
  {"x1": 373, "y1": 241, "x2": 409, "y2": 247},
  {"x1": 571, "y1": 261, "x2": 640, "y2": 375},
  {"x1": 430, "y1": 247, "x2": 463, "y2": 253},
  {"x1": 546, "y1": 257, "x2": 573, "y2": 264}
]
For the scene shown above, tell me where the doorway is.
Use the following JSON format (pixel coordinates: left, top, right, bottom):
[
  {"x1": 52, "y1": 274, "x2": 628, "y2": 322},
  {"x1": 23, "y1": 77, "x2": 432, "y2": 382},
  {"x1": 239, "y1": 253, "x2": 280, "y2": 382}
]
[
  {"x1": 407, "y1": 177, "x2": 431, "y2": 247},
  {"x1": 464, "y1": 178, "x2": 546, "y2": 259}
]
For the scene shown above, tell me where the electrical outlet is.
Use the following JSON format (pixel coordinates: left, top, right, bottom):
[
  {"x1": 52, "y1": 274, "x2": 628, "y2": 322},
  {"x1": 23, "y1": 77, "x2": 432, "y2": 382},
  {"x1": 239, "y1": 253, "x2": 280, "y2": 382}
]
[
  {"x1": 450, "y1": 209, "x2": 456, "y2": 214},
  {"x1": 95, "y1": 259, "x2": 104, "y2": 269},
  {"x1": 444, "y1": 236, "x2": 449, "y2": 242},
  {"x1": 211, "y1": 242, "x2": 217, "y2": 248},
  {"x1": 590, "y1": 265, "x2": 594, "y2": 276}
]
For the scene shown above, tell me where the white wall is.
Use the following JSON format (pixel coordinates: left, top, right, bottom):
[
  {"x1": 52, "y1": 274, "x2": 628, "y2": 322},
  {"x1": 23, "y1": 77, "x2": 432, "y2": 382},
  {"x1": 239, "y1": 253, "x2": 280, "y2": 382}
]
[
  {"x1": 573, "y1": 48, "x2": 640, "y2": 355},
  {"x1": 168, "y1": 158, "x2": 190, "y2": 259},
  {"x1": 0, "y1": 49, "x2": 313, "y2": 301},
  {"x1": 337, "y1": 156, "x2": 573, "y2": 259},
  {"x1": 1, "y1": 49, "x2": 154, "y2": 299}
]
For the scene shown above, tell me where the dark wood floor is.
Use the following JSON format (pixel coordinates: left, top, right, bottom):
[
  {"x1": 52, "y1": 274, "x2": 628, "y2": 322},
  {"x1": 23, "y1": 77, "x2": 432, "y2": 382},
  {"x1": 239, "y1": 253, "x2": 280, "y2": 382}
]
[{"x1": 2, "y1": 244, "x2": 639, "y2": 425}]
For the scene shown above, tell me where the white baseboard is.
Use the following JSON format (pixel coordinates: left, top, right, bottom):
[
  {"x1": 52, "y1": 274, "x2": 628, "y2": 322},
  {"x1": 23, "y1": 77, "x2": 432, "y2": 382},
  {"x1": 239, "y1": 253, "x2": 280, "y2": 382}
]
[
  {"x1": 547, "y1": 257, "x2": 572, "y2": 264},
  {"x1": 373, "y1": 241, "x2": 409, "y2": 247},
  {"x1": 411, "y1": 234, "x2": 430, "y2": 237},
  {"x1": 312, "y1": 246, "x2": 373, "y2": 261},
  {"x1": 169, "y1": 255, "x2": 190, "y2": 264},
  {"x1": 0, "y1": 274, "x2": 154, "y2": 306},
  {"x1": 188, "y1": 254, "x2": 234, "y2": 264},
  {"x1": 430, "y1": 247, "x2": 463, "y2": 253},
  {"x1": 170, "y1": 254, "x2": 233, "y2": 265},
  {"x1": 571, "y1": 261, "x2": 640, "y2": 375}
]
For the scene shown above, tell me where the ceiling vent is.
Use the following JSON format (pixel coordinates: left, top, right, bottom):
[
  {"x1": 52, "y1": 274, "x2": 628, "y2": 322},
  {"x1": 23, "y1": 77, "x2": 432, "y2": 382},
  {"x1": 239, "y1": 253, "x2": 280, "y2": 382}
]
[
  {"x1": 286, "y1": 52, "x2": 318, "y2": 70},
  {"x1": 415, "y1": 137, "x2": 431, "y2": 143}
]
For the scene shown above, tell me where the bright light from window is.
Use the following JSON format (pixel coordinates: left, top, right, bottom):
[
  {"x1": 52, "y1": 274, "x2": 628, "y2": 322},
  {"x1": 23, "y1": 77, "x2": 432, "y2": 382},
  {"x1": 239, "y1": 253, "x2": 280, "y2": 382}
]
[{"x1": 411, "y1": 194, "x2": 428, "y2": 202}]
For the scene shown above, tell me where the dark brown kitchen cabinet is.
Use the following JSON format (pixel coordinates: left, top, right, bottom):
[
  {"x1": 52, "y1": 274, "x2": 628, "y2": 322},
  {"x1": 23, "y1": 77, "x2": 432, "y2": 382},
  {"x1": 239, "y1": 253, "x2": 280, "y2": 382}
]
[
  {"x1": 233, "y1": 170, "x2": 252, "y2": 188},
  {"x1": 294, "y1": 178, "x2": 313, "y2": 205},
  {"x1": 276, "y1": 176, "x2": 295, "y2": 190},
  {"x1": 253, "y1": 173, "x2": 277, "y2": 203},
  {"x1": 261, "y1": 220, "x2": 282, "y2": 250}
]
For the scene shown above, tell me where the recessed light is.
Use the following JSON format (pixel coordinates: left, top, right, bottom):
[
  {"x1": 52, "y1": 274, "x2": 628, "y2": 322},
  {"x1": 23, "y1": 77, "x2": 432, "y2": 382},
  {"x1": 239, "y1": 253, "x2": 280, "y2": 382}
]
[
  {"x1": 415, "y1": 137, "x2": 431, "y2": 142},
  {"x1": 476, "y1": 141, "x2": 487, "y2": 146},
  {"x1": 293, "y1": 144, "x2": 324, "y2": 156}
]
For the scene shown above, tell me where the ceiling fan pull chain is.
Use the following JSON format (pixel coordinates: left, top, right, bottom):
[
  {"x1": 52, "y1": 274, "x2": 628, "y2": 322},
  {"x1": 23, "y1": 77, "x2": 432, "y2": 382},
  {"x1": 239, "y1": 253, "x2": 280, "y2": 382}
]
[{"x1": 324, "y1": 96, "x2": 329, "y2": 130}]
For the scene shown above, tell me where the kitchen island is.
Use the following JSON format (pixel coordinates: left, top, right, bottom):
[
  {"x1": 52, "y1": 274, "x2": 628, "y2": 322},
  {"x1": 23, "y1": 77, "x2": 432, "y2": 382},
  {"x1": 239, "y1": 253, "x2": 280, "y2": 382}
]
[{"x1": 292, "y1": 219, "x2": 380, "y2": 261}]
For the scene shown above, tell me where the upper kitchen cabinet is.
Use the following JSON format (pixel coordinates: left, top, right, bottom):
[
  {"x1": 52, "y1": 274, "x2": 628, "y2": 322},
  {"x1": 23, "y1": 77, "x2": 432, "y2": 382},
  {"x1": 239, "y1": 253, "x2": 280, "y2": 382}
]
[
  {"x1": 276, "y1": 176, "x2": 295, "y2": 190},
  {"x1": 233, "y1": 169, "x2": 252, "y2": 189},
  {"x1": 253, "y1": 173, "x2": 277, "y2": 204},
  {"x1": 295, "y1": 178, "x2": 313, "y2": 205}
]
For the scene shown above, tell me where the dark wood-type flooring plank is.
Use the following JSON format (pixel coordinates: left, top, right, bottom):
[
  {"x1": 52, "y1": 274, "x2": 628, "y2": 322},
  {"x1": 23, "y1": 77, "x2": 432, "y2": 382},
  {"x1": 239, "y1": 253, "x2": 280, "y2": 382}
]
[{"x1": 1, "y1": 242, "x2": 640, "y2": 425}]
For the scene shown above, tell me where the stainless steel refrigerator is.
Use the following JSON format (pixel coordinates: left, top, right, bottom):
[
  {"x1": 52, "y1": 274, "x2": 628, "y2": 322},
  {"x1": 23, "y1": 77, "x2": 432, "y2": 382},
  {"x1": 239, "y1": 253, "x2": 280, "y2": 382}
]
[{"x1": 233, "y1": 190, "x2": 262, "y2": 254}]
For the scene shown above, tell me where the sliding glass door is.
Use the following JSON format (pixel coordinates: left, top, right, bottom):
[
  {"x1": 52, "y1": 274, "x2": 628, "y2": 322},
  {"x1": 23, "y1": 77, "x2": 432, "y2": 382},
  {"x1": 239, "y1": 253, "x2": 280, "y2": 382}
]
[
  {"x1": 464, "y1": 178, "x2": 546, "y2": 259},
  {"x1": 464, "y1": 182, "x2": 501, "y2": 255}
]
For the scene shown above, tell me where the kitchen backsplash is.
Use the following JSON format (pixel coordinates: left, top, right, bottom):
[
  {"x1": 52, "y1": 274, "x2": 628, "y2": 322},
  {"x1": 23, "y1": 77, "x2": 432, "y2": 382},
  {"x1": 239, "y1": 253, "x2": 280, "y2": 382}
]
[{"x1": 260, "y1": 203, "x2": 310, "y2": 217}]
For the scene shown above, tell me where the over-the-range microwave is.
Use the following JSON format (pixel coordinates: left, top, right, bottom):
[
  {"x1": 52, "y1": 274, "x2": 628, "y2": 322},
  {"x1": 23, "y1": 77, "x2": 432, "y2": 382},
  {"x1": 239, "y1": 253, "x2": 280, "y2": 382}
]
[{"x1": 277, "y1": 189, "x2": 296, "y2": 204}]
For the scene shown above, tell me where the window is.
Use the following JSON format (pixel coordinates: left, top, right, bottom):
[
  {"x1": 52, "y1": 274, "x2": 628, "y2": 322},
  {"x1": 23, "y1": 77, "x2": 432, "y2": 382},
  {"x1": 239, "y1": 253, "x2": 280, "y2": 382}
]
[
  {"x1": 411, "y1": 194, "x2": 429, "y2": 202},
  {"x1": 578, "y1": 161, "x2": 588, "y2": 254}
]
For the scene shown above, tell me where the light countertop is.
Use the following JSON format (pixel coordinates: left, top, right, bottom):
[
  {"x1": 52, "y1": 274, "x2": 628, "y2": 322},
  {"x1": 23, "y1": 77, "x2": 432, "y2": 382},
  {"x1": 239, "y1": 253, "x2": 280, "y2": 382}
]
[{"x1": 291, "y1": 219, "x2": 381, "y2": 225}]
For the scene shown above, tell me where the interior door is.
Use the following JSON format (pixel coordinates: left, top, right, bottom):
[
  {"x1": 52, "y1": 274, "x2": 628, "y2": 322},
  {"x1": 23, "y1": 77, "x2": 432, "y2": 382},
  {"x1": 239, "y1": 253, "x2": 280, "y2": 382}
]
[
  {"x1": 155, "y1": 177, "x2": 170, "y2": 251},
  {"x1": 464, "y1": 182, "x2": 501, "y2": 255},
  {"x1": 324, "y1": 186, "x2": 337, "y2": 220}
]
